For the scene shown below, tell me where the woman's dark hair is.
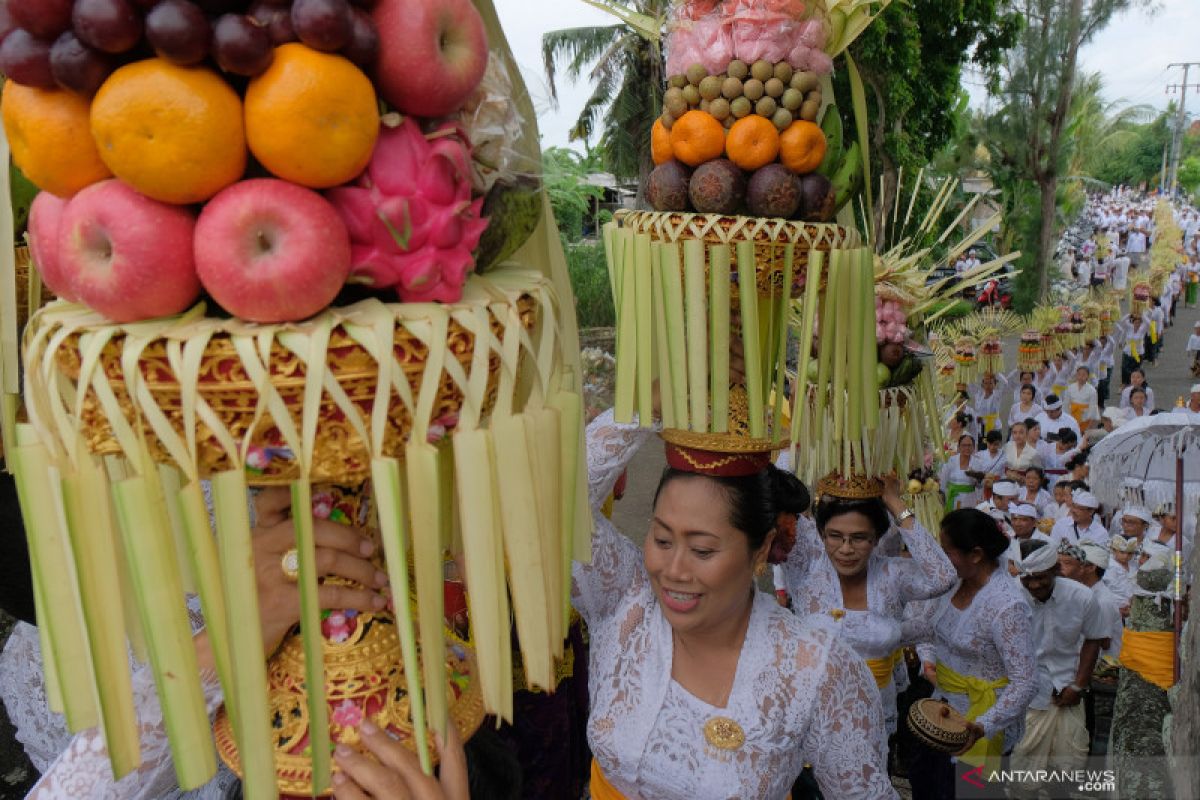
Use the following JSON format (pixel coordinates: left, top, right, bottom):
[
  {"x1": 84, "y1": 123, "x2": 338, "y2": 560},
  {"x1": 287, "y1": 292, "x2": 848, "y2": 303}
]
[
  {"x1": 654, "y1": 463, "x2": 807, "y2": 552},
  {"x1": 1020, "y1": 383, "x2": 1037, "y2": 400},
  {"x1": 959, "y1": 433, "x2": 975, "y2": 446},
  {"x1": 814, "y1": 496, "x2": 890, "y2": 540},
  {"x1": 1129, "y1": 386, "x2": 1147, "y2": 400},
  {"x1": 1057, "y1": 429, "x2": 1078, "y2": 446},
  {"x1": 954, "y1": 412, "x2": 972, "y2": 427},
  {"x1": 940, "y1": 508, "x2": 1010, "y2": 562},
  {"x1": 1024, "y1": 466, "x2": 1046, "y2": 488},
  {"x1": 1066, "y1": 451, "x2": 1089, "y2": 470},
  {"x1": 985, "y1": 430, "x2": 1002, "y2": 445},
  {"x1": 1024, "y1": 417, "x2": 1040, "y2": 430},
  {"x1": 1130, "y1": 368, "x2": 1148, "y2": 384}
]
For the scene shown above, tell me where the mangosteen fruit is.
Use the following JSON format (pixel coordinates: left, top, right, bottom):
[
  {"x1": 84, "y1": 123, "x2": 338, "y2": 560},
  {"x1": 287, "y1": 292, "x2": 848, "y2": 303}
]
[
  {"x1": 746, "y1": 163, "x2": 801, "y2": 219},
  {"x1": 689, "y1": 158, "x2": 746, "y2": 215},
  {"x1": 879, "y1": 341, "x2": 905, "y2": 369},
  {"x1": 798, "y1": 173, "x2": 835, "y2": 221},
  {"x1": 647, "y1": 160, "x2": 693, "y2": 212}
]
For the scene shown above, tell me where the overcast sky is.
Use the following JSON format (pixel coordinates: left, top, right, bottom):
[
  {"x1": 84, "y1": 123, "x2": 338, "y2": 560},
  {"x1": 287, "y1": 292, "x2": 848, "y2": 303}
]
[{"x1": 494, "y1": 0, "x2": 1199, "y2": 151}]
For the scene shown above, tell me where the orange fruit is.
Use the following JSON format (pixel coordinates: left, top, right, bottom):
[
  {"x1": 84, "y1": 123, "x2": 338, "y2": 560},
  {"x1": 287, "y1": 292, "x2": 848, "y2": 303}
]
[
  {"x1": 2, "y1": 82, "x2": 111, "y2": 198},
  {"x1": 668, "y1": 110, "x2": 726, "y2": 167},
  {"x1": 90, "y1": 59, "x2": 246, "y2": 205},
  {"x1": 651, "y1": 118, "x2": 673, "y2": 165},
  {"x1": 245, "y1": 43, "x2": 379, "y2": 189},
  {"x1": 779, "y1": 120, "x2": 827, "y2": 175},
  {"x1": 725, "y1": 115, "x2": 780, "y2": 171}
]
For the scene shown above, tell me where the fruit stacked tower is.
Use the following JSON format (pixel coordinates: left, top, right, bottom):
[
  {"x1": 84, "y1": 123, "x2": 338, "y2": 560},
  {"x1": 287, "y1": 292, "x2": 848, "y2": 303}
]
[
  {"x1": 2, "y1": 1, "x2": 588, "y2": 798},
  {"x1": 647, "y1": 0, "x2": 863, "y2": 220}
]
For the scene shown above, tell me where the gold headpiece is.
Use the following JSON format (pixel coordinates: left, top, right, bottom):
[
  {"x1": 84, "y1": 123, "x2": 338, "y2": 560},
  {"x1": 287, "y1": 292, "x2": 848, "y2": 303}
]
[{"x1": 816, "y1": 471, "x2": 884, "y2": 500}]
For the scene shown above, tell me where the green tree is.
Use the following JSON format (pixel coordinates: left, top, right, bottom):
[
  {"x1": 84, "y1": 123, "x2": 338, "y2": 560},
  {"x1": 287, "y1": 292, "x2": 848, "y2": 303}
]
[
  {"x1": 541, "y1": 1, "x2": 668, "y2": 195},
  {"x1": 837, "y1": 0, "x2": 1020, "y2": 239},
  {"x1": 542, "y1": 146, "x2": 606, "y2": 242},
  {"x1": 981, "y1": 0, "x2": 1146, "y2": 304}
]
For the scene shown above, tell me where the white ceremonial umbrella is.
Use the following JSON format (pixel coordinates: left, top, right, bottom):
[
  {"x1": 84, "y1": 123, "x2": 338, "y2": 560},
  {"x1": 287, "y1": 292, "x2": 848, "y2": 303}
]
[{"x1": 1089, "y1": 411, "x2": 1199, "y2": 683}]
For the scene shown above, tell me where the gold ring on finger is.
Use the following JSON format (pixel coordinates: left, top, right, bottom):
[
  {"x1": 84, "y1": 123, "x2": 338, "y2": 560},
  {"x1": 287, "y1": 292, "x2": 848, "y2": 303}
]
[{"x1": 281, "y1": 548, "x2": 300, "y2": 583}]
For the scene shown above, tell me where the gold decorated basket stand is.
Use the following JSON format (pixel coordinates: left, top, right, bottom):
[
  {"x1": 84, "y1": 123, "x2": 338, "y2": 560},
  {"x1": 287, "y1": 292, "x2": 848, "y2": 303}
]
[{"x1": 0, "y1": 3, "x2": 590, "y2": 798}]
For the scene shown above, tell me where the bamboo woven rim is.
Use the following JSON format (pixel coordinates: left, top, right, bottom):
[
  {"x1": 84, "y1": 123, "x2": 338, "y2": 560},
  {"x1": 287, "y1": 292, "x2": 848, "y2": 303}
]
[
  {"x1": 21, "y1": 271, "x2": 560, "y2": 485},
  {"x1": 816, "y1": 471, "x2": 884, "y2": 499},
  {"x1": 616, "y1": 211, "x2": 860, "y2": 249}
]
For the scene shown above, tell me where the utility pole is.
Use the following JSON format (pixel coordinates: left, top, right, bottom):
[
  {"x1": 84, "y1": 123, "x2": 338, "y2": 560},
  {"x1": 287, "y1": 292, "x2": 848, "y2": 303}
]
[{"x1": 1166, "y1": 62, "x2": 1200, "y2": 196}]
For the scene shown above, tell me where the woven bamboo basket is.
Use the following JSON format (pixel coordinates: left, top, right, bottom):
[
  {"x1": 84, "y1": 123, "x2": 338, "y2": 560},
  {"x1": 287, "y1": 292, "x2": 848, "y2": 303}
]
[
  {"x1": 616, "y1": 211, "x2": 860, "y2": 296},
  {"x1": 23, "y1": 275, "x2": 549, "y2": 489}
]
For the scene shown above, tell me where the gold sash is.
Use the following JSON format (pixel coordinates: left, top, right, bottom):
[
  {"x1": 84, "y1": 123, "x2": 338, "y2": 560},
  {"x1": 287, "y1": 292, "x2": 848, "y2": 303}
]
[{"x1": 934, "y1": 661, "x2": 1009, "y2": 767}]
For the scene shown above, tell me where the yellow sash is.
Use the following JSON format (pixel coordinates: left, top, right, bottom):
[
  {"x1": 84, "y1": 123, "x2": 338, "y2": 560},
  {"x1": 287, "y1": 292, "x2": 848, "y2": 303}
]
[
  {"x1": 1119, "y1": 629, "x2": 1176, "y2": 690},
  {"x1": 1150, "y1": 321, "x2": 1159, "y2": 344},
  {"x1": 865, "y1": 650, "x2": 904, "y2": 689},
  {"x1": 591, "y1": 760, "x2": 791, "y2": 799},
  {"x1": 1069, "y1": 402, "x2": 1089, "y2": 426},
  {"x1": 982, "y1": 413, "x2": 1000, "y2": 433},
  {"x1": 934, "y1": 661, "x2": 1008, "y2": 766},
  {"x1": 1052, "y1": 384, "x2": 1066, "y2": 397}
]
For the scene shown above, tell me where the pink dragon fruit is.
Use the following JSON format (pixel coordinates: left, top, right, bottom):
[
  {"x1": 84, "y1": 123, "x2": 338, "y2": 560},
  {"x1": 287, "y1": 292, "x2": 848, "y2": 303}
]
[{"x1": 327, "y1": 117, "x2": 489, "y2": 304}]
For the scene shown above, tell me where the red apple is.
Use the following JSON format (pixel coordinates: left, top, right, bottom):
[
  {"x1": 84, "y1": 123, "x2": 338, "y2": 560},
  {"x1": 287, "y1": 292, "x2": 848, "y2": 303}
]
[
  {"x1": 371, "y1": 0, "x2": 487, "y2": 118},
  {"x1": 194, "y1": 179, "x2": 350, "y2": 323},
  {"x1": 59, "y1": 179, "x2": 200, "y2": 322},
  {"x1": 27, "y1": 190, "x2": 78, "y2": 302}
]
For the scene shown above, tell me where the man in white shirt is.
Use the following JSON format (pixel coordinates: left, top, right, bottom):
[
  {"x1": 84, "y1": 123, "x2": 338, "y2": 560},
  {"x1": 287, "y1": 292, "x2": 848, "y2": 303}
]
[
  {"x1": 977, "y1": 479, "x2": 1019, "y2": 517},
  {"x1": 1011, "y1": 540, "x2": 1107, "y2": 776},
  {"x1": 1117, "y1": 312, "x2": 1147, "y2": 384},
  {"x1": 1050, "y1": 491, "x2": 1107, "y2": 545},
  {"x1": 1184, "y1": 384, "x2": 1200, "y2": 421},
  {"x1": 1057, "y1": 541, "x2": 1124, "y2": 657},
  {"x1": 1187, "y1": 323, "x2": 1200, "y2": 375},
  {"x1": 1125, "y1": 228, "x2": 1148, "y2": 268},
  {"x1": 1035, "y1": 396, "x2": 1081, "y2": 441},
  {"x1": 1111, "y1": 254, "x2": 1131, "y2": 290}
]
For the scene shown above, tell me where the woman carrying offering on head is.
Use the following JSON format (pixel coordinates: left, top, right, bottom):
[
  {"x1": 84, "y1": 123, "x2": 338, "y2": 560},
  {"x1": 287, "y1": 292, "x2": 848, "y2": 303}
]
[
  {"x1": 574, "y1": 410, "x2": 897, "y2": 799},
  {"x1": 905, "y1": 510, "x2": 1038, "y2": 799},
  {"x1": 779, "y1": 473, "x2": 957, "y2": 736}
]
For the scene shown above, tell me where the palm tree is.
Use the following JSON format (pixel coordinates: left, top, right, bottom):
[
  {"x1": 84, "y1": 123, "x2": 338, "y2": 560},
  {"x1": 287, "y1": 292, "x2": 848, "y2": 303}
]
[{"x1": 541, "y1": 1, "x2": 668, "y2": 196}]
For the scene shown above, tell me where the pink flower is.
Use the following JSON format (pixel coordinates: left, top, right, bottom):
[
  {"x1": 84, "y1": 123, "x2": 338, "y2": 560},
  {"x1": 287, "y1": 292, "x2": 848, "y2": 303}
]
[
  {"x1": 312, "y1": 492, "x2": 335, "y2": 520},
  {"x1": 331, "y1": 700, "x2": 364, "y2": 729}
]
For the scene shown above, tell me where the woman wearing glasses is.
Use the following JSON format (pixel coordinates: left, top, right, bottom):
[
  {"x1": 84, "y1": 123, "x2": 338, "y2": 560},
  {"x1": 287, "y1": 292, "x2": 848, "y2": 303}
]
[{"x1": 780, "y1": 473, "x2": 957, "y2": 734}]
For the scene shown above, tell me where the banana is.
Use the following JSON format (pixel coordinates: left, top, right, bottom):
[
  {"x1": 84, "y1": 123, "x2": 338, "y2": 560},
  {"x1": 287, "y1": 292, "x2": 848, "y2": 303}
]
[
  {"x1": 828, "y1": 9, "x2": 848, "y2": 54},
  {"x1": 816, "y1": 104, "x2": 844, "y2": 178},
  {"x1": 831, "y1": 140, "x2": 863, "y2": 212}
]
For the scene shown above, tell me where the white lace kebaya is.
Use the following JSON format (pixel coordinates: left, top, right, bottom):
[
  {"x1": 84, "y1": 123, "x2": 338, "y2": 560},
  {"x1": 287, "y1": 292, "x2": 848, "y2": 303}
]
[
  {"x1": 779, "y1": 511, "x2": 957, "y2": 734},
  {"x1": 574, "y1": 411, "x2": 897, "y2": 799},
  {"x1": 906, "y1": 569, "x2": 1038, "y2": 749}
]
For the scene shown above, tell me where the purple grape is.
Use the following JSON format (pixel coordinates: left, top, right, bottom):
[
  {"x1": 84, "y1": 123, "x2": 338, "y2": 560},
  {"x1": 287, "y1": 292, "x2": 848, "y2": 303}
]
[
  {"x1": 194, "y1": 0, "x2": 243, "y2": 13},
  {"x1": 340, "y1": 8, "x2": 375, "y2": 69},
  {"x1": 73, "y1": 0, "x2": 143, "y2": 54},
  {"x1": 8, "y1": 0, "x2": 73, "y2": 40},
  {"x1": 145, "y1": 0, "x2": 211, "y2": 65},
  {"x1": 49, "y1": 30, "x2": 116, "y2": 95},
  {"x1": 248, "y1": 0, "x2": 294, "y2": 45},
  {"x1": 291, "y1": 0, "x2": 349, "y2": 52},
  {"x1": 0, "y1": 3, "x2": 18, "y2": 46},
  {"x1": 0, "y1": 28, "x2": 55, "y2": 87},
  {"x1": 129, "y1": 0, "x2": 165, "y2": 9},
  {"x1": 212, "y1": 13, "x2": 272, "y2": 76}
]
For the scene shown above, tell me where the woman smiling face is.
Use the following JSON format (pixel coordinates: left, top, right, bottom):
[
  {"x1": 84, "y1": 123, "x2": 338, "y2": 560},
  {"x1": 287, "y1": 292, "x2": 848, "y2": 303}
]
[{"x1": 644, "y1": 476, "x2": 769, "y2": 637}]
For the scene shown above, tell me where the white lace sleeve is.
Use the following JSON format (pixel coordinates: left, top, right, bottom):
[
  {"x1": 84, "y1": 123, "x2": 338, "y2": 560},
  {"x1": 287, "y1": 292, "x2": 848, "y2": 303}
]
[
  {"x1": 0, "y1": 622, "x2": 72, "y2": 772},
  {"x1": 779, "y1": 514, "x2": 824, "y2": 598},
  {"x1": 26, "y1": 665, "x2": 224, "y2": 800},
  {"x1": 976, "y1": 600, "x2": 1037, "y2": 739},
  {"x1": 902, "y1": 599, "x2": 936, "y2": 664},
  {"x1": 802, "y1": 636, "x2": 898, "y2": 798},
  {"x1": 885, "y1": 522, "x2": 958, "y2": 604},
  {"x1": 571, "y1": 409, "x2": 657, "y2": 624}
]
